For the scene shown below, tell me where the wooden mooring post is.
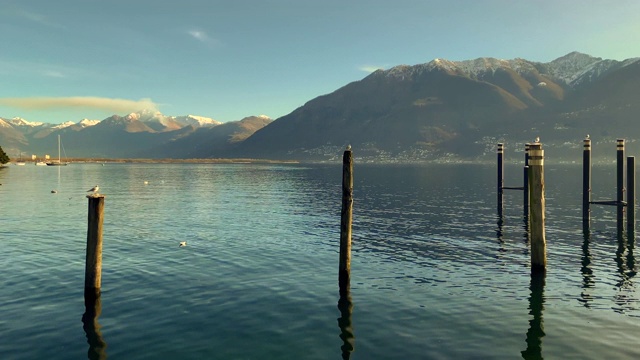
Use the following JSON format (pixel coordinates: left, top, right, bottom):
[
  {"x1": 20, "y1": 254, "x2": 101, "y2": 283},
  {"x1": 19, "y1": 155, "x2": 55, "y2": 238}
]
[
  {"x1": 628, "y1": 156, "x2": 636, "y2": 232},
  {"x1": 585, "y1": 138, "x2": 630, "y2": 232},
  {"x1": 528, "y1": 142, "x2": 546, "y2": 272},
  {"x1": 85, "y1": 195, "x2": 105, "y2": 294},
  {"x1": 497, "y1": 143, "x2": 504, "y2": 213},
  {"x1": 524, "y1": 143, "x2": 530, "y2": 217},
  {"x1": 617, "y1": 139, "x2": 626, "y2": 232},
  {"x1": 339, "y1": 147, "x2": 353, "y2": 295},
  {"x1": 583, "y1": 137, "x2": 591, "y2": 229}
]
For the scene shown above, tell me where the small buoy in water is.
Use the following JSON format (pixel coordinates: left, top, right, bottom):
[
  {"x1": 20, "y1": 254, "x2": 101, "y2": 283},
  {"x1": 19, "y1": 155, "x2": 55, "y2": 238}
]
[
  {"x1": 51, "y1": 190, "x2": 57, "y2": 193},
  {"x1": 144, "y1": 181, "x2": 149, "y2": 185},
  {"x1": 179, "y1": 241, "x2": 187, "y2": 247}
]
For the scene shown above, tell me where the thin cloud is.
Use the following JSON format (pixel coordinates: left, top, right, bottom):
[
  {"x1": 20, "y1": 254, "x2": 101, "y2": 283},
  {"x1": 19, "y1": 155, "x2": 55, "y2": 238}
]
[
  {"x1": 16, "y1": 9, "x2": 64, "y2": 28},
  {"x1": 187, "y1": 29, "x2": 219, "y2": 46},
  {"x1": 43, "y1": 70, "x2": 65, "y2": 78},
  {"x1": 359, "y1": 65, "x2": 385, "y2": 73},
  {"x1": 0, "y1": 97, "x2": 159, "y2": 113}
]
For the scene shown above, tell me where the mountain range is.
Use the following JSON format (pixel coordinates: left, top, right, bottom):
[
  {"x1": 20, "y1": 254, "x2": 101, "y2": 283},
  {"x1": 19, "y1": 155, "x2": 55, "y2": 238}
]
[{"x1": 1, "y1": 51, "x2": 639, "y2": 162}]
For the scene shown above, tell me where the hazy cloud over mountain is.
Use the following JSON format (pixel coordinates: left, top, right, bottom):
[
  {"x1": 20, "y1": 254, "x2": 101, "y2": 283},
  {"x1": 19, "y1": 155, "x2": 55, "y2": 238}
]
[{"x1": 0, "y1": 97, "x2": 159, "y2": 113}]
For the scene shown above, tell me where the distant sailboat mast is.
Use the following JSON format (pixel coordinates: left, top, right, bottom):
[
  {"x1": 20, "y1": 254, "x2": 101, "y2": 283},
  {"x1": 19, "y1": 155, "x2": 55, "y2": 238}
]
[{"x1": 46, "y1": 134, "x2": 68, "y2": 166}]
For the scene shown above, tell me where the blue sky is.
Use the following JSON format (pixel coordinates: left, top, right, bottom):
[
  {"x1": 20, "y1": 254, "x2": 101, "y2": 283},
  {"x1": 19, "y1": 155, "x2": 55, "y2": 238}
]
[{"x1": 1, "y1": 0, "x2": 639, "y2": 124}]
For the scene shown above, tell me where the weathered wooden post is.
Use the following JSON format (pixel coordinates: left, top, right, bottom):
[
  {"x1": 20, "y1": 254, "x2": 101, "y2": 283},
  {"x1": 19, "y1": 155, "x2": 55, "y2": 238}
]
[
  {"x1": 528, "y1": 142, "x2": 546, "y2": 272},
  {"x1": 628, "y1": 156, "x2": 636, "y2": 233},
  {"x1": 617, "y1": 139, "x2": 626, "y2": 232},
  {"x1": 497, "y1": 143, "x2": 504, "y2": 213},
  {"x1": 339, "y1": 146, "x2": 353, "y2": 295},
  {"x1": 583, "y1": 137, "x2": 592, "y2": 229},
  {"x1": 524, "y1": 143, "x2": 530, "y2": 216},
  {"x1": 85, "y1": 195, "x2": 105, "y2": 294}
]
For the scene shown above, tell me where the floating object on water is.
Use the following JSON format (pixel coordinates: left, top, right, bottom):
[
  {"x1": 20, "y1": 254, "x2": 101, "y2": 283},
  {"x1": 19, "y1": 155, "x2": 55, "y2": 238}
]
[
  {"x1": 51, "y1": 190, "x2": 57, "y2": 193},
  {"x1": 144, "y1": 181, "x2": 149, "y2": 185},
  {"x1": 87, "y1": 185, "x2": 99, "y2": 194},
  {"x1": 179, "y1": 241, "x2": 187, "y2": 247}
]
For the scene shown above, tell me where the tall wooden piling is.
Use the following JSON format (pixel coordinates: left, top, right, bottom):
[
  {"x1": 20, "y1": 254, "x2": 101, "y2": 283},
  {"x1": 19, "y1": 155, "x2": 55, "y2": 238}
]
[
  {"x1": 524, "y1": 144, "x2": 530, "y2": 216},
  {"x1": 617, "y1": 139, "x2": 626, "y2": 232},
  {"x1": 528, "y1": 142, "x2": 546, "y2": 272},
  {"x1": 583, "y1": 137, "x2": 592, "y2": 228},
  {"x1": 85, "y1": 195, "x2": 105, "y2": 292},
  {"x1": 339, "y1": 147, "x2": 353, "y2": 295},
  {"x1": 628, "y1": 156, "x2": 636, "y2": 232},
  {"x1": 497, "y1": 143, "x2": 504, "y2": 212}
]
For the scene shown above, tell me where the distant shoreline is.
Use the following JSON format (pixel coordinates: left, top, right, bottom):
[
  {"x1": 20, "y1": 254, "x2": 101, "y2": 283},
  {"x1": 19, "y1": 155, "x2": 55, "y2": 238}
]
[{"x1": 61, "y1": 158, "x2": 301, "y2": 164}]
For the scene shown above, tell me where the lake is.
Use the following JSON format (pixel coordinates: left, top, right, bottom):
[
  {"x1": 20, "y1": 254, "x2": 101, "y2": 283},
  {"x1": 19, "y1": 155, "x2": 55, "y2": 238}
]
[{"x1": 0, "y1": 161, "x2": 638, "y2": 359}]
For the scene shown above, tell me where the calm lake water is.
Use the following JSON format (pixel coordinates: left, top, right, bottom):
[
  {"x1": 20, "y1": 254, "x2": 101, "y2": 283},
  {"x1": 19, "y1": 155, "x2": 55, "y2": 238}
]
[{"x1": 0, "y1": 161, "x2": 638, "y2": 359}]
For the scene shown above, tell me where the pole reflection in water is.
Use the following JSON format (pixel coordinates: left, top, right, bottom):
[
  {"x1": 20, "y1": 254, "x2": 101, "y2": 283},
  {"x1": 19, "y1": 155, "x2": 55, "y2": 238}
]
[
  {"x1": 337, "y1": 285, "x2": 355, "y2": 360},
  {"x1": 614, "y1": 229, "x2": 637, "y2": 312},
  {"x1": 521, "y1": 272, "x2": 545, "y2": 360},
  {"x1": 82, "y1": 289, "x2": 107, "y2": 360},
  {"x1": 628, "y1": 227, "x2": 637, "y2": 279},
  {"x1": 580, "y1": 230, "x2": 595, "y2": 308},
  {"x1": 496, "y1": 213, "x2": 506, "y2": 254}
]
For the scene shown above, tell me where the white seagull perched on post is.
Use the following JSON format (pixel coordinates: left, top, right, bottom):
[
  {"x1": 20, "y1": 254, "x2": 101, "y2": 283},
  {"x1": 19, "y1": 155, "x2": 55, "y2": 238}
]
[{"x1": 87, "y1": 185, "x2": 99, "y2": 195}]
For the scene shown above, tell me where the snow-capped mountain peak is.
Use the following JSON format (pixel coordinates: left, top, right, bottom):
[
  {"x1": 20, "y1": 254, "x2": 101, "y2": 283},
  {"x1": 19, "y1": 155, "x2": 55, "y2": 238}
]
[
  {"x1": 79, "y1": 119, "x2": 100, "y2": 127},
  {"x1": 10, "y1": 117, "x2": 44, "y2": 127},
  {"x1": 174, "y1": 115, "x2": 221, "y2": 127},
  {"x1": 52, "y1": 121, "x2": 75, "y2": 130}
]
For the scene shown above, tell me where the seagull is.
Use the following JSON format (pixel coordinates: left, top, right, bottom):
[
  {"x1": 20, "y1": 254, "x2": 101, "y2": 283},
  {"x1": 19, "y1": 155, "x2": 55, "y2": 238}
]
[
  {"x1": 179, "y1": 241, "x2": 187, "y2": 247},
  {"x1": 144, "y1": 181, "x2": 149, "y2": 185},
  {"x1": 586, "y1": 134, "x2": 590, "y2": 139},
  {"x1": 346, "y1": 144, "x2": 351, "y2": 150},
  {"x1": 87, "y1": 185, "x2": 99, "y2": 194},
  {"x1": 535, "y1": 137, "x2": 540, "y2": 143},
  {"x1": 51, "y1": 190, "x2": 57, "y2": 194}
]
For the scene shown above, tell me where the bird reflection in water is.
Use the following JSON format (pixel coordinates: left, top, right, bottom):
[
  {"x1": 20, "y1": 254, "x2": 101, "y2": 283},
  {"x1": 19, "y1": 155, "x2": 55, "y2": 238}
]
[
  {"x1": 82, "y1": 289, "x2": 107, "y2": 360},
  {"x1": 337, "y1": 283, "x2": 355, "y2": 359},
  {"x1": 521, "y1": 271, "x2": 545, "y2": 360}
]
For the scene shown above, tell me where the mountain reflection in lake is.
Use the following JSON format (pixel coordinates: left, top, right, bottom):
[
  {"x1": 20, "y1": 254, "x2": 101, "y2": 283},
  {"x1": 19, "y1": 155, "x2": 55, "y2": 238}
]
[{"x1": 0, "y1": 162, "x2": 639, "y2": 359}]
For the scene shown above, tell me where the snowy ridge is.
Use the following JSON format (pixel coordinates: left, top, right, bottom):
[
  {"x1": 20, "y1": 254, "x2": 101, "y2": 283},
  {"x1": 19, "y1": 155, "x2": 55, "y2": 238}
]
[
  {"x1": 52, "y1": 121, "x2": 75, "y2": 130},
  {"x1": 173, "y1": 114, "x2": 221, "y2": 127},
  {"x1": 0, "y1": 118, "x2": 12, "y2": 128},
  {"x1": 378, "y1": 51, "x2": 640, "y2": 88},
  {"x1": 78, "y1": 119, "x2": 100, "y2": 127},
  {"x1": 9, "y1": 117, "x2": 44, "y2": 127}
]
